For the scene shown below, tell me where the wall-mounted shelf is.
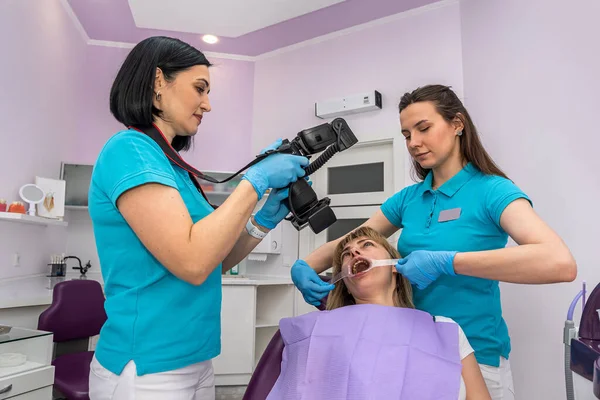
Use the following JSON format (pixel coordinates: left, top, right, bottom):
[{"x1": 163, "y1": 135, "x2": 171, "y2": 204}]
[
  {"x1": 65, "y1": 205, "x2": 88, "y2": 210},
  {"x1": 0, "y1": 212, "x2": 68, "y2": 227}
]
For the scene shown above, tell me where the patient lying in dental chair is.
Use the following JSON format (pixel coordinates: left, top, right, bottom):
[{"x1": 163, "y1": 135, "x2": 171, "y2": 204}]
[{"x1": 268, "y1": 227, "x2": 491, "y2": 400}]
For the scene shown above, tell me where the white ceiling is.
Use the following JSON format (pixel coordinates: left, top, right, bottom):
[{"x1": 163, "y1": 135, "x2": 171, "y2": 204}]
[{"x1": 128, "y1": 0, "x2": 346, "y2": 38}]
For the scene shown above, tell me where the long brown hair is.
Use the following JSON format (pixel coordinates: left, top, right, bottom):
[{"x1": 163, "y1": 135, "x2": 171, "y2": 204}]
[
  {"x1": 398, "y1": 84, "x2": 508, "y2": 181},
  {"x1": 326, "y1": 226, "x2": 414, "y2": 311}
]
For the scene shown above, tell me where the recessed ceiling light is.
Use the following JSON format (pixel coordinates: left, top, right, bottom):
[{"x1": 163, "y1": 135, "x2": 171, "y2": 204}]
[{"x1": 202, "y1": 35, "x2": 218, "y2": 44}]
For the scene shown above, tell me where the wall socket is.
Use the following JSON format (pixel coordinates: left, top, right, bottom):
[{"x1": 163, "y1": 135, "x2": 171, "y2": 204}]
[{"x1": 12, "y1": 253, "x2": 20, "y2": 267}]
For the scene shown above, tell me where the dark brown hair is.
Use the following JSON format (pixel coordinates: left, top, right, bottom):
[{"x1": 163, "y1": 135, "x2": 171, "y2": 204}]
[
  {"x1": 326, "y1": 226, "x2": 414, "y2": 311},
  {"x1": 110, "y1": 36, "x2": 212, "y2": 152},
  {"x1": 398, "y1": 84, "x2": 508, "y2": 181}
]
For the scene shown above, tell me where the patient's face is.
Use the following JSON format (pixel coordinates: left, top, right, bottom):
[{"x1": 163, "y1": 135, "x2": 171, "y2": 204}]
[{"x1": 339, "y1": 237, "x2": 396, "y2": 301}]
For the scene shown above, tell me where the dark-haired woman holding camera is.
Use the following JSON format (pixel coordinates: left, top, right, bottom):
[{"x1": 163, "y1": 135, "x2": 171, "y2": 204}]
[{"x1": 87, "y1": 36, "x2": 307, "y2": 399}]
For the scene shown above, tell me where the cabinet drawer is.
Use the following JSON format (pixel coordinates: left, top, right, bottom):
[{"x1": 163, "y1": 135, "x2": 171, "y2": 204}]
[
  {"x1": 0, "y1": 366, "x2": 54, "y2": 400},
  {"x1": 7, "y1": 386, "x2": 52, "y2": 399}
]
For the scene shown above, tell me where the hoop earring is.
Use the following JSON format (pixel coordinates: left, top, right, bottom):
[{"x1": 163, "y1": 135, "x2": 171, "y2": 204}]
[{"x1": 155, "y1": 91, "x2": 162, "y2": 101}]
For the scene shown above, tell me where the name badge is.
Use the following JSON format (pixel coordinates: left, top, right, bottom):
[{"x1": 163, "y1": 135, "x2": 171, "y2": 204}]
[{"x1": 438, "y1": 208, "x2": 461, "y2": 222}]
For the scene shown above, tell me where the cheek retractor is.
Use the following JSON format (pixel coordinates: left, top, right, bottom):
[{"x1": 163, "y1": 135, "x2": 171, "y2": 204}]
[{"x1": 329, "y1": 257, "x2": 400, "y2": 284}]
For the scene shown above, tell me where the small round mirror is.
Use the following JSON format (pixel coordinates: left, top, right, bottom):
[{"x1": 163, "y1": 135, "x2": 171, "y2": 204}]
[{"x1": 19, "y1": 184, "x2": 45, "y2": 216}]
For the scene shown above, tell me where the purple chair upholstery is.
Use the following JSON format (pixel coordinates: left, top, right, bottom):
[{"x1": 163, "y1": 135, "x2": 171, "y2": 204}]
[
  {"x1": 243, "y1": 277, "x2": 329, "y2": 400},
  {"x1": 38, "y1": 280, "x2": 107, "y2": 400},
  {"x1": 594, "y1": 356, "x2": 600, "y2": 399}
]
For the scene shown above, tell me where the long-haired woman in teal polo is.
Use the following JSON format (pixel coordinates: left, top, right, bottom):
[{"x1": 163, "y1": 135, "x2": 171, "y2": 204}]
[{"x1": 290, "y1": 84, "x2": 577, "y2": 399}]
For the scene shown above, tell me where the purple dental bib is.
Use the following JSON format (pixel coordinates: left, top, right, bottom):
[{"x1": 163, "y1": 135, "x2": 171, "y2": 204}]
[{"x1": 267, "y1": 304, "x2": 462, "y2": 400}]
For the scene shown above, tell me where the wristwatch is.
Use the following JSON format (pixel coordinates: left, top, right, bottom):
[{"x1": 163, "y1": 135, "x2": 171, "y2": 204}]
[{"x1": 246, "y1": 217, "x2": 268, "y2": 240}]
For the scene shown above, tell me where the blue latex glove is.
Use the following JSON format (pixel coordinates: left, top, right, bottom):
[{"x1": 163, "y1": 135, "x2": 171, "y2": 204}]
[
  {"x1": 254, "y1": 188, "x2": 290, "y2": 229},
  {"x1": 259, "y1": 138, "x2": 283, "y2": 155},
  {"x1": 291, "y1": 260, "x2": 335, "y2": 307},
  {"x1": 255, "y1": 178, "x2": 312, "y2": 229},
  {"x1": 242, "y1": 140, "x2": 309, "y2": 198},
  {"x1": 395, "y1": 250, "x2": 457, "y2": 290}
]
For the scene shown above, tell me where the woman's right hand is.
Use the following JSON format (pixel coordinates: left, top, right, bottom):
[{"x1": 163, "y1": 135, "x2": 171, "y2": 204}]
[
  {"x1": 242, "y1": 140, "x2": 309, "y2": 198},
  {"x1": 291, "y1": 260, "x2": 335, "y2": 307}
]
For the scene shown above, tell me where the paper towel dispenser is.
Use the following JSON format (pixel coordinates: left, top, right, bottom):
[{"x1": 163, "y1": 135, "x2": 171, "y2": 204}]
[{"x1": 250, "y1": 222, "x2": 282, "y2": 255}]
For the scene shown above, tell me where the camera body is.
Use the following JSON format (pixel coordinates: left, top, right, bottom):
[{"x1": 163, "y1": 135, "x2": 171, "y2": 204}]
[{"x1": 275, "y1": 118, "x2": 358, "y2": 234}]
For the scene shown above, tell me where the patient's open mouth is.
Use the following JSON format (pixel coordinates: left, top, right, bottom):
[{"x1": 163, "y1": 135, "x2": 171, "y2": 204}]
[{"x1": 351, "y1": 259, "x2": 371, "y2": 275}]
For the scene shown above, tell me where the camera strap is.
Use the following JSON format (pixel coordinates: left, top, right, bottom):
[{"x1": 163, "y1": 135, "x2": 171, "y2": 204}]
[{"x1": 130, "y1": 124, "x2": 272, "y2": 208}]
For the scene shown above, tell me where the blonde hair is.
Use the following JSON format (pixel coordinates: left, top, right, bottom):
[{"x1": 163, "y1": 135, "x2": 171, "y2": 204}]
[{"x1": 325, "y1": 226, "x2": 414, "y2": 311}]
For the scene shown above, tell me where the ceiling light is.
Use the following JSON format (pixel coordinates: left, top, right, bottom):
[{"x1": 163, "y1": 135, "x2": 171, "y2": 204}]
[{"x1": 202, "y1": 35, "x2": 219, "y2": 44}]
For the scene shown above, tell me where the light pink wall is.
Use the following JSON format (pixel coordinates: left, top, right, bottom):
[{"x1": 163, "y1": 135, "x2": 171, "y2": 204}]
[
  {"x1": 0, "y1": 0, "x2": 255, "y2": 279},
  {"x1": 71, "y1": 45, "x2": 130, "y2": 165},
  {"x1": 73, "y1": 46, "x2": 255, "y2": 173},
  {"x1": 0, "y1": 0, "x2": 85, "y2": 201},
  {"x1": 460, "y1": 0, "x2": 600, "y2": 398},
  {"x1": 186, "y1": 58, "x2": 255, "y2": 172},
  {"x1": 252, "y1": 2, "x2": 463, "y2": 155},
  {"x1": 0, "y1": 0, "x2": 85, "y2": 278}
]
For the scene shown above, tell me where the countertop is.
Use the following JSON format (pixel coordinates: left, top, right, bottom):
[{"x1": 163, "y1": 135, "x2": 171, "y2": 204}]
[
  {"x1": 0, "y1": 274, "x2": 103, "y2": 309},
  {"x1": 221, "y1": 275, "x2": 293, "y2": 286},
  {"x1": 0, "y1": 273, "x2": 292, "y2": 309}
]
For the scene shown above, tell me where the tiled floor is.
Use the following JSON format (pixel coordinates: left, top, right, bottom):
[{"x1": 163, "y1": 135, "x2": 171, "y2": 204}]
[{"x1": 216, "y1": 385, "x2": 247, "y2": 400}]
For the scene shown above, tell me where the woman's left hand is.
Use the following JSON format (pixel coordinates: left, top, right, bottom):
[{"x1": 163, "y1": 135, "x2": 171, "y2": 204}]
[
  {"x1": 396, "y1": 250, "x2": 457, "y2": 290},
  {"x1": 254, "y1": 177, "x2": 312, "y2": 230},
  {"x1": 254, "y1": 188, "x2": 291, "y2": 230}
]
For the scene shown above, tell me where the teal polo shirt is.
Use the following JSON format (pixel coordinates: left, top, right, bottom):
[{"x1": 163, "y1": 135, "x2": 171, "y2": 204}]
[
  {"x1": 381, "y1": 163, "x2": 531, "y2": 367},
  {"x1": 88, "y1": 129, "x2": 222, "y2": 375}
]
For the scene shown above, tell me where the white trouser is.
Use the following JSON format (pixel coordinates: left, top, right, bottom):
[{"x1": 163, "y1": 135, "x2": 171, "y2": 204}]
[
  {"x1": 89, "y1": 355, "x2": 215, "y2": 400},
  {"x1": 479, "y1": 357, "x2": 515, "y2": 400}
]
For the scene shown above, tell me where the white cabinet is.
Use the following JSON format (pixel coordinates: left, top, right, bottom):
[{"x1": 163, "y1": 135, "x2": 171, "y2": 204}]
[
  {"x1": 213, "y1": 286, "x2": 255, "y2": 381},
  {"x1": 213, "y1": 280, "x2": 295, "y2": 386},
  {"x1": 3, "y1": 387, "x2": 52, "y2": 400},
  {"x1": 0, "y1": 326, "x2": 54, "y2": 399}
]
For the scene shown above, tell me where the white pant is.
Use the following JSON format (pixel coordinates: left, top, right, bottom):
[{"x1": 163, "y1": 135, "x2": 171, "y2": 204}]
[
  {"x1": 89, "y1": 355, "x2": 215, "y2": 400},
  {"x1": 479, "y1": 357, "x2": 515, "y2": 400}
]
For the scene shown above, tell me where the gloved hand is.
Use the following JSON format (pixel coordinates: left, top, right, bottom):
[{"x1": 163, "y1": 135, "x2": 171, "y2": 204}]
[
  {"x1": 395, "y1": 250, "x2": 457, "y2": 290},
  {"x1": 254, "y1": 178, "x2": 312, "y2": 230},
  {"x1": 259, "y1": 138, "x2": 283, "y2": 155},
  {"x1": 254, "y1": 188, "x2": 290, "y2": 230},
  {"x1": 291, "y1": 260, "x2": 335, "y2": 307},
  {"x1": 242, "y1": 139, "x2": 309, "y2": 198}
]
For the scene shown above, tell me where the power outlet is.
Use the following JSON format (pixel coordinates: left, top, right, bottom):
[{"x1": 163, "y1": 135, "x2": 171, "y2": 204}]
[{"x1": 12, "y1": 253, "x2": 20, "y2": 267}]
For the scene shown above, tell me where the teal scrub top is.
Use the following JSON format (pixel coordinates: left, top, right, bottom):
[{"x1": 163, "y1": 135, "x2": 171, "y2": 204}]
[
  {"x1": 381, "y1": 163, "x2": 531, "y2": 367},
  {"x1": 88, "y1": 129, "x2": 222, "y2": 376}
]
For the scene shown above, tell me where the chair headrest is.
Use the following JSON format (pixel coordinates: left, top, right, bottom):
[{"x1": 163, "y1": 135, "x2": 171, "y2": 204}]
[{"x1": 37, "y1": 280, "x2": 107, "y2": 342}]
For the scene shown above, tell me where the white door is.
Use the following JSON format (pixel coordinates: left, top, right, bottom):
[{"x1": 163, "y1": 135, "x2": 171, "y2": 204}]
[
  {"x1": 311, "y1": 139, "x2": 401, "y2": 207},
  {"x1": 300, "y1": 138, "x2": 404, "y2": 262}
]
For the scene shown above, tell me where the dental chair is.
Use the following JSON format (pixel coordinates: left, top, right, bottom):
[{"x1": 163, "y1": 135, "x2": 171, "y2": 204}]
[
  {"x1": 38, "y1": 280, "x2": 107, "y2": 400},
  {"x1": 565, "y1": 281, "x2": 600, "y2": 399},
  {"x1": 243, "y1": 278, "x2": 329, "y2": 400}
]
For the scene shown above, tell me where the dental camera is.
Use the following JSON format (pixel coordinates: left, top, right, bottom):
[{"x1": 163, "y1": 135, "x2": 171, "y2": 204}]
[
  {"x1": 134, "y1": 118, "x2": 358, "y2": 234},
  {"x1": 262, "y1": 118, "x2": 358, "y2": 233}
]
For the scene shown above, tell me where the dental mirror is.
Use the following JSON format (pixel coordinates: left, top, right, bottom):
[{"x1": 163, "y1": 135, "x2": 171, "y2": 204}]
[{"x1": 19, "y1": 184, "x2": 45, "y2": 216}]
